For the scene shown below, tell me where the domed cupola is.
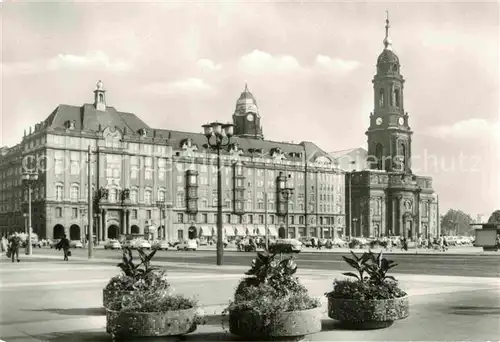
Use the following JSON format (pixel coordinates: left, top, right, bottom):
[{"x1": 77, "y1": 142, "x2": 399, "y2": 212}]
[
  {"x1": 232, "y1": 83, "x2": 264, "y2": 140},
  {"x1": 235, "y1": 83, "x2": 259, "y2": 114},
  {"x1": 376, "y1": 14, "x2": 401, "y2": 75}
]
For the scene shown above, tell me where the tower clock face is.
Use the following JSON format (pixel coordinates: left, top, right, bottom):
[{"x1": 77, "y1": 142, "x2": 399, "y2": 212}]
[
  {"x1": 398, "y1": 117, "x2": 404, "y2": 125},
  {"x1": 376, "y1": 117, "x2": 383, "y2": 125},
  {"x1": 247, "y1": 114, "x2": 254, "y2": 122}
]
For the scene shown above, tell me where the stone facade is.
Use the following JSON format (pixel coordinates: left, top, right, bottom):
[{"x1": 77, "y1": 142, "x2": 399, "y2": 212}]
[
  {"x1": 0, "y1": 83, "x2": 346, "y2": 241},
  {"x1": 345, "y1": 17, "x2": 440, "y2": 240}
]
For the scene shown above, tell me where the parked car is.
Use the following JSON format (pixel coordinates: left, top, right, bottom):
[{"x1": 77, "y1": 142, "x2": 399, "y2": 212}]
[
  {"x1": 151, "y1": 240, "x2": 169, "y2": 251},
  {"x1": 332, "y1": 237, "x2": 347, "y2": 248},
  {"x1": 104, "y1": 239, "x2": 122, "y2": 250},
  {"x1": 70, "y1": 240, "x2": 84, "y2": 248},
  {"x1": 269, "y1": 238, "x2": 303, "y2": 253},
  {"x1": 177, "y1": 239, "x2": 198, "y2": 251},
  {"x1": 133, "y1": 239, "x2": 151, "y2": 250}
]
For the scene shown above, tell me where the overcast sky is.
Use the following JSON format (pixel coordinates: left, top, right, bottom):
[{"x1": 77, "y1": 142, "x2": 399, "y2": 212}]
[{"x1": 1, "y1": 0, "x2": 499, "y2": 218}]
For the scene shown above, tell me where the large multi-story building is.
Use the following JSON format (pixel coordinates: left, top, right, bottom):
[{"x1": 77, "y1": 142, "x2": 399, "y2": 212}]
[
  {"x1": 345, "y1": 17, "x2": 440, "y2": 239},
  {"x1": 0, "y1": 81, "x2": 346, "y2": 241}
]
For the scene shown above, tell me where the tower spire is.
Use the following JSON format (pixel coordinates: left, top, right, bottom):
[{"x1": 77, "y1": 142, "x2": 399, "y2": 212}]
[{"x1": 383, "y1": 11, "x2": 393, "y2": 51}]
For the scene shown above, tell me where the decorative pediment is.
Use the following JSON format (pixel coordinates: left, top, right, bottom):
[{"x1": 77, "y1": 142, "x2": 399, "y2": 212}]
[
  {"x1": 229, "y1": 143, "x2": 243, "y2": 156},
  {"x1": 138, "y1": 128, "x2": 148, "y2": 137},
  {"x1": 314, "y1": 155, "x2": 331, "y2": 165},
  {"x1": 103, "y1": 126, "x2": 123, "y2": 140},
  {"x1": 181, "y1": 138, "x2": 198, "y2": 151},
  {"x1": 270, "y1": 147, "x2": 286, "y2": 161}
]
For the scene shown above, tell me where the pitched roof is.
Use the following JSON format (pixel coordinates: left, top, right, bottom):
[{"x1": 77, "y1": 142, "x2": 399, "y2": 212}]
[
  {"x1": 329, "y1": 147, "x2": 367, "y2": 158},
  {"x1": 37, "y1": 102, "x2": 335, "y2": 164},
  {"x1": 44, "y1": 104, "x2": 150, "y2": 133}
]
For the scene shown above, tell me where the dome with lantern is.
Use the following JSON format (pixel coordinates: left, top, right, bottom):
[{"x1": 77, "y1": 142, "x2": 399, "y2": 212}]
[
  {"x1": 376, "y1": 15, "x2": 401, "y2": 73},
  {"x1": 235, "y1": 83, "x2": 258, "y2": 114}
]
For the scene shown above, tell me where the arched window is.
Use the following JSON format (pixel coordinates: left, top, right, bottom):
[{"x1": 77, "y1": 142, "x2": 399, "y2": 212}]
[
  {"x1": 375, "y1": 143, "x2": 384, "y2": 170},
  {"x1": 99, "y1": 94, "x2": 104, "y2": 102},
  {"x1": 399, "y1": 142, "x2": 406, "y2": 171},
  {"x1": 158, "y1": 189, "x2": 166, "y2": 202},
  {"x1": 379, "y1": 88, "x2": 385, "y2": 107},
  {"x1": 394, "y1": 88, "x2": 400, "y2": 107}
]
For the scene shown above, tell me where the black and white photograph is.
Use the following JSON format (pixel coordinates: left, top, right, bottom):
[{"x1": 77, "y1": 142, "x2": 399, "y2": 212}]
[{"x1": 0, "y1": 1, "x2": 499, "y2": 341}]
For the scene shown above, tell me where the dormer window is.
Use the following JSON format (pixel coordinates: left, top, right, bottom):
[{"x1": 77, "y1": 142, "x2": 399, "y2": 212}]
[
  {"x1": 65, "y1": 120, "x2": 76, "y2": 130},
  {"x1": 139, "y1": 128, "x2": 148, "y2": 137}
]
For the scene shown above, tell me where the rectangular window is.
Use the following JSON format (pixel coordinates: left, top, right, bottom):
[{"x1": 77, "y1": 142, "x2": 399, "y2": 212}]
[
  {"x1": 177, "y1": 213, "x2": 184, "y2": 223},
  {"x1": 132, "y1": 209, "x2": 138, "y2": 219},
  {"x1": 225, "y1": 214, "x2": 231, "y2": 223},
  {"x1": 248, "y1": 215, "x2": 253, "y2": 224},
  {"x1": 72, "y1": 208, "x2": 78, "y2": 218},
  {"x1": 258, "y1": 215, "x2": 264, "y2": 224},
  {"x1": 202, "y1": 213, "x2": 208, "y2": 223},
  {"x1": 56, "y1": 207, "x2": 62, "y2": 218},
  {"x1": 147, "y1": 210, "x2": 152, "y2": 219}
]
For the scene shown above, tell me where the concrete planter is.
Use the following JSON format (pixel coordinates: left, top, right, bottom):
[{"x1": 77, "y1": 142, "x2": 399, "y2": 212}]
[
  {"x1": 328, "y1": 295, "x2": 409, "y2": 329},
  {"x1": 102, "y1": 289, "x2": 133, "y2": 309},
  {"x1": 106, "y1": 308, "x2": 198, "y2": 338},
  {"x1": 229, "y1": 306, "x2": 322, "y2": 341}
]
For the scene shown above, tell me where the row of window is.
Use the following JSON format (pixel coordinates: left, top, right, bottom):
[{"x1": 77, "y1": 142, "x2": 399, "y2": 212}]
[{"x1": 176, "y1": 212, "x2": 341, "y2": 226}]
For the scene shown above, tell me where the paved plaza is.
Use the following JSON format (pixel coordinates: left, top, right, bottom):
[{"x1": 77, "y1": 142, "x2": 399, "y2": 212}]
[{"x1": 1, "y1": 252, "x2": 499, "y2": 341}]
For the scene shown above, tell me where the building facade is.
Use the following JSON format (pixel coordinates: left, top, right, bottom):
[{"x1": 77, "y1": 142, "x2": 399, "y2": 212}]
[
  {"x1": 345, "y1": 17, "x2": 440, "y2": 240},
  {"x1": 0, "y1": 81, "x2": 346, "y2": 241}
]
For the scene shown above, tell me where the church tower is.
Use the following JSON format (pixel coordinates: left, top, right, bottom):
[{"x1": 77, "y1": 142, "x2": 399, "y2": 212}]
[
  {"x1": 93, "y1": 80, "x2": 107, "y2": 111},
  {"x1": 232, "y1": 84, "x2": 264, "y2": 140},
  {"x1": 366, "y1": 14, "x2": 413, "y2": 173}
]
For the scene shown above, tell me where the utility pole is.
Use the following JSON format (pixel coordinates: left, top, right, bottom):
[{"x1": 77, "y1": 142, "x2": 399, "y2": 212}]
[{"x1": 87, "y1": 145, "x2": 94, "y2": 259}]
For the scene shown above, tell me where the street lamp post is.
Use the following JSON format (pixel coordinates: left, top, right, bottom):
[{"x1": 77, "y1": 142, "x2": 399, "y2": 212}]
[
  {"x1": 202, "y1": 122, "x2": 234, "y2": 266},
  {"x1": 156, "y1": 200, "x2": 166, "y2": 240},
  {"x1": 278, "y1": 172, "x2": 294, "y2": 238},
  {"x1": 22, "y1": 171, "x2": 38, "y2": 256}
]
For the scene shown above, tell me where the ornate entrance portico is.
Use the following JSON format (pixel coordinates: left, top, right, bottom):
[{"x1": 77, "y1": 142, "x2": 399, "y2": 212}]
[{"x1": 402, "y1": 212, "x2": 413, "y2": 239}]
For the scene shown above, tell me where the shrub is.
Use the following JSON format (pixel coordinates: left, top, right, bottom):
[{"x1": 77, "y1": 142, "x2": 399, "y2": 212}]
[
  {"x1": 106, "y1": 247, "x2": 197, "y2": 314},
  {"x1": 225, "y1": 251, "x2": 320, "y2": 337},
  {"x1": 105, "y1": 248, "x2": 170, "y2": 292},
  {"x1": 325, "y1": 251, "x2": 407, "y2": 301},
  {"x1": 348, "y1": 239, "x2": 361, "y2": 249}
]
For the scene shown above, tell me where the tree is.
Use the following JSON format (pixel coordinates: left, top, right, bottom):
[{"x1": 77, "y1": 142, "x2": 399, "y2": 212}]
[
  {"x1": 487, "y1": 210, "x2": 500, "y2": 224},
  {"x1": 441, "y1": 209, "x2": 473, "y2": 236}
]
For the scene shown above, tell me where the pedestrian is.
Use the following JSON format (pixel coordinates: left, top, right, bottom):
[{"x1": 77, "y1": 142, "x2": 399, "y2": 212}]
[
  {"x1": 8, "y1": 232, "x2": 21, "y2": 263},
  {"x1": 1, "y1": 235, "x2": 7, "y2": 253},
  {"x1": 56, "y1": 234, "x2": 71, "y2": 261},
  {"x1": 401, "y1": 237, "x2": 408, "y2": 251}
]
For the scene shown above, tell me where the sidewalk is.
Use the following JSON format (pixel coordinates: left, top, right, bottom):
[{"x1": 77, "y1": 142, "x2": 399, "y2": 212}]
[{"x1": 1, "y1": 258, "x2": 498, "y2": 342}]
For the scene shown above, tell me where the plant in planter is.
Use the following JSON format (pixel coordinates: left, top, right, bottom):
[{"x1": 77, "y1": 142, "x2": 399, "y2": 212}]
[
  {"x1": 325, "y1": 251, "x2": 409, "y2": 330},
  {"x1": 103, "y1": 247, "x2": 170, "y2": 308},
  {"x1": 105, "y1": 248, "x2": 201, "y2": 338},
  {"x1": 225, "y1": 249, "x2": 322, "y2": 341}
]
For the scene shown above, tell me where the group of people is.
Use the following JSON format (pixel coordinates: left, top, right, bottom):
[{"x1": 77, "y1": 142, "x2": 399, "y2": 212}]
[{"x1": 1, "y1": 232, "x2": 72, "y2": 262}]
